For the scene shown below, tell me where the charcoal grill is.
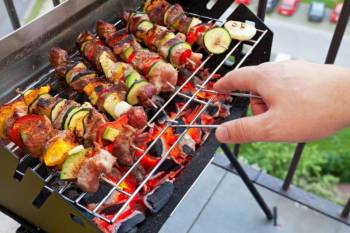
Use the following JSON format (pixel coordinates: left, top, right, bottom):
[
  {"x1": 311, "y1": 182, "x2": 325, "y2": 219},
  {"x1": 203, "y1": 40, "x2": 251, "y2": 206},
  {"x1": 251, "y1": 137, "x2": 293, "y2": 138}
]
[{"x1": 0, "y1": 0, "x2": 274, "y2": 232}]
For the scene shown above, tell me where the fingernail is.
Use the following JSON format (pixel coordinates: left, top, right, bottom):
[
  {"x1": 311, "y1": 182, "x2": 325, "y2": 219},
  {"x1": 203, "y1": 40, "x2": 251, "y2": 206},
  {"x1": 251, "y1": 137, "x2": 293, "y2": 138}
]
[{"x1": 216, "y1": 125, "x2": 229, "y2": 142}]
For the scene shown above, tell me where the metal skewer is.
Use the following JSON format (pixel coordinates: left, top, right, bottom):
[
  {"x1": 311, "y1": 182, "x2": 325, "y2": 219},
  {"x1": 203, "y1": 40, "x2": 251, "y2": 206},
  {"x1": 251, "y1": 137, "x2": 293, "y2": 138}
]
[
  {"x1": 195, "y1": 84, "x2": 262, "y2": 99},
  {"x1": 166, "y1": 81, "x2": 215, "y2": 106},
  {"x1": 169, "y1": 124, "x2": 220, "y2": 129}
]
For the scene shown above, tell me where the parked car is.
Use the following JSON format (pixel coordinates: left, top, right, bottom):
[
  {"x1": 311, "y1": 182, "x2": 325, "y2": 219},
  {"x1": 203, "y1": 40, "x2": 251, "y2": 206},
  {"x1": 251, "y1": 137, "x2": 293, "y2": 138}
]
[
  {"x1": 330, "y1": 3, "x2": 343, "y2": 23},
  {"x1": 308, "y1": 2, "x2": 326, "y2": 22},
  {"x1": 235, "y1": 0, "x2": 251, "y2": 5},
  {"x1": 266, "y1": 0, "x2": 279, "y2": 13},
  {"x1": 277, "y1": 0, "x2": 299, "y2": 16}
]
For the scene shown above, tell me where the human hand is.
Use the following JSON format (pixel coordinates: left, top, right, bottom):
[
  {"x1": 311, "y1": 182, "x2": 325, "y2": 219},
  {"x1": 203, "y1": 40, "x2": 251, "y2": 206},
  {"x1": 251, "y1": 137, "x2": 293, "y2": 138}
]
[{"x1": 214, "y1": 60, "x2": 350, "y2": 144}]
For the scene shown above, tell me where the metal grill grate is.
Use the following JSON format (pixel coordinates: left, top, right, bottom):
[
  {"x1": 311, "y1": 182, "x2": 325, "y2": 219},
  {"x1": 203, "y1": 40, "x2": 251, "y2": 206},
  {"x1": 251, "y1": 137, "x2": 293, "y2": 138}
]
[{"x1": 4, "y1": 10, "x2": 268, "y2": 224}]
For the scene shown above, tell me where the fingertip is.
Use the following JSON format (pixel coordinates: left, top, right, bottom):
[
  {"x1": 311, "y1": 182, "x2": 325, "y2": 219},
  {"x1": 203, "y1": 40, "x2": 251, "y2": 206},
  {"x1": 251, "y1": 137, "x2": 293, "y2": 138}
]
[{"x1": 215, "y1": 125, "x2": 229, "y2": 143}]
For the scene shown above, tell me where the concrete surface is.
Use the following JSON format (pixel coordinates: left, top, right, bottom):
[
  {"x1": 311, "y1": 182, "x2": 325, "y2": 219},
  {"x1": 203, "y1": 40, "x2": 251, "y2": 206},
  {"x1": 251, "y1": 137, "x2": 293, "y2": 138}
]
[
  {"x1": 0, "y1": 211, "x2": 20, "y2": 233},
  {"x1": 160, "y1": 154, "x2": 350, "y2": 233}
]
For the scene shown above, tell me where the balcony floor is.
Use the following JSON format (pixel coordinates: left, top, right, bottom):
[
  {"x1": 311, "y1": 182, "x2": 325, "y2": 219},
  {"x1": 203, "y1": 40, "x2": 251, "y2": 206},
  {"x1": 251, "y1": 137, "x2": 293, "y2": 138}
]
[{"x1": 160, "y1": 153, "x2": 350, "y2": 233}]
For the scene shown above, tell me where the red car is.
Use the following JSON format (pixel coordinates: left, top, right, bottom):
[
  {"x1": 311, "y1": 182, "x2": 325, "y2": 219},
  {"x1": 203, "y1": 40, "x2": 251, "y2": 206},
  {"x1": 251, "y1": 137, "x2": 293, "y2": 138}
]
[
  {"x1": 235, "y1": 0, "x2": 251, "y2": 5},
  {"x1": 278, "y1": 0, "x2": 299, "y2": 16},
  {"x1": 330, "y1": 3, "x2": 343, "y2": 23}
]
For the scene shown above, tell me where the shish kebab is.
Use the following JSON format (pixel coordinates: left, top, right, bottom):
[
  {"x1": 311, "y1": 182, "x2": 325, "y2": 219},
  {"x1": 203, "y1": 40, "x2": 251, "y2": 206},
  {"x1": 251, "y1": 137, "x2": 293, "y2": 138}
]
[
  {"x1": 96, "y1": 20, "x2": 260, "y2": 102},
  {"x1": 143, "y1": 0, "x2": 257, "y2": 51},
  {"x1": 121, "y1": 12, "x2": 203, "y2": 70},
  {"x1": 0, "y1": 98, "x2": 117, "y2": 193},
  {"x1": 79, "y1": 29, "x2": 178, "y2": 94},
  {"x1": 143, "y1": 0, "x2": 232, "y2": 54},
  {"x1": 50, "y1": 48, "x2": 201, "y2": 182},
  {"x1": 50, "y1": 47, "x2": 148, "y2": 125}
]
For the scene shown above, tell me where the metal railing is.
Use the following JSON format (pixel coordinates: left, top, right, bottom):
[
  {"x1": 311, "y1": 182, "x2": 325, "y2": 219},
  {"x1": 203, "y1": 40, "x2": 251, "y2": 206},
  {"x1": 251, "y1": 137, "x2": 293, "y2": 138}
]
[
  {"x1": 4, "y1": 0, "x2": 61, "y2": 30},
  {"x1": 256, "y1": 0, "x2": 350, "y2": 220}
]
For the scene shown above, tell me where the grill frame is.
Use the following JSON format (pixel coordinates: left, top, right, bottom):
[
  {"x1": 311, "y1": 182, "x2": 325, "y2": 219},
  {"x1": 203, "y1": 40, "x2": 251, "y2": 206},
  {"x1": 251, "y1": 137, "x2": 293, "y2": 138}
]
[{"x1": 0, "y1": 1, "x2": 273, "y2": 232}]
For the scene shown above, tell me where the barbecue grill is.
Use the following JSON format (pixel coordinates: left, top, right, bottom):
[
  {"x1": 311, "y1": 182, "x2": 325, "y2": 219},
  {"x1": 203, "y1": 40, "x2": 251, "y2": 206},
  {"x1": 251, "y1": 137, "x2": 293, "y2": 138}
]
[{"x1": 0, "y1": 0, "x2": 274, "y2": 232}]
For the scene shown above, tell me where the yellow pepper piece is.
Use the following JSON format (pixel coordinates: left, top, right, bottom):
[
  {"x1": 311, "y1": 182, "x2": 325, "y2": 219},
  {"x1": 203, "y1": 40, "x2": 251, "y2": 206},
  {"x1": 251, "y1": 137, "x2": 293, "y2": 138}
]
[
  {"x1": 113, "y1": 63, "x2": 126, "y2": 83},
  {"x1": 44, "y1": 139, "x2": 76, "y2": 167},
  {"x1": 0, "y1": 100, "x2": 26, "y2": 139},
  {"x1": 23, "y1": 86, "x2": 51, "y2": 106}
]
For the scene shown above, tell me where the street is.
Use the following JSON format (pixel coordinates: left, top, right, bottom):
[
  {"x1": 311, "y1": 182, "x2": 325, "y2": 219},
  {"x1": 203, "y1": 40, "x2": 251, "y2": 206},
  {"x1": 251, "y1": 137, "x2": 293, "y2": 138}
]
[
  {"x1": 267, "y1": 17, "x2": 350, "y2": 67},
  {"x1": 264, "y1": 2, "x2": 350, "y2": 67}
]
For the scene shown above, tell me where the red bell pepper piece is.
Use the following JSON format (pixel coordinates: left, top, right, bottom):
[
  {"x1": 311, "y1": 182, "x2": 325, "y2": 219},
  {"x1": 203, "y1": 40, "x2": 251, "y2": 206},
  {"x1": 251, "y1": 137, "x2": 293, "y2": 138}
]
[
  {"x1": 186, "y1": 25, "x2": 207, "y2": 45},
  {"x1": 179, "y1": 49, "x2": 192, "y2": 65},
  {"x1": 127, "y1": 52, "x2": 136, "y2": 64},
  {"x1": 8, "y1": 115, "x2": 45, "y2": 148},
  {"x1": 96, "y1": 115, "x2": 129, "y2": 146}
]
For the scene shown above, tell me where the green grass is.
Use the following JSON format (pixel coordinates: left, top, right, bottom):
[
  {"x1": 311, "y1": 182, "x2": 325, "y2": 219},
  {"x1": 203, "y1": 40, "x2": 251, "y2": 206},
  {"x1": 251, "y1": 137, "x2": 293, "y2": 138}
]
[
  {"x1": 302, "y1": 0, "x2": 343, "y2": 8},
  {"x1": 25, "y1": 0, "x2": 45, "y2": 24},
  {"x1": 240, "y1": 106, "x2": 350, "y2": 182}
]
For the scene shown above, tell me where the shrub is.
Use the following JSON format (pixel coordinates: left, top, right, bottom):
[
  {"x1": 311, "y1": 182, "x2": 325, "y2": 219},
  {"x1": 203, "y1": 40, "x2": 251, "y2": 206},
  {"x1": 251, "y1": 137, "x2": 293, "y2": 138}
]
[{"x1": 239, "y1": 142, "x2": 344, "y2": 204}]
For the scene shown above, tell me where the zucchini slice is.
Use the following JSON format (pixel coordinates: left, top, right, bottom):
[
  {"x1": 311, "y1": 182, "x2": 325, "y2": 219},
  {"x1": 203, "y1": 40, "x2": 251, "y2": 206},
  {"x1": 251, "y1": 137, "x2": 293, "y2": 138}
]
[
  {"x1": 71, "y1": 70, "x2": 96, "y2": 83},
  {"x1": 168, "y1": 42, "x2": 191, "y2": 65},
  {"x1": 158, "y1": 32, "x2": 176, "y2": 49},
  {"x1": 203, "y1": 27, "x2": 231, "y2": 54},
  {"x1": 50, "y1": 99, "x2": 67, "y2": 122},
  {"x1": 103, "y1": 127, "x2": 121, "y2": 142},
  {"x1": 62, "y1": 106, "x2": 80, "y2": 130},
  {"x1": 126, "y1": 80, "x2": 149, "y2": 105},
  {"x1": 163, "y1": 6, "x2": 173, "y2": 25},
  {"x1": 65, "y1": 62, "x2": 87, "y2": 84},
  {"x1": 122, "y1": 47, "x2": 134, "y2": 62},
  {"x1": 224, "y1": 20, "x2": 257, "y2": 41},
  {"x1": 126, "y1": 72, "x2": 142, "y2": 89},
  {"x1": 68, "y1": 108, "x2": 90, "y2": 132},
  {"x1": 60, "y1": 145, "x2": 86, "y2": 180},
  {"x1": 28, "y1": 93, "x2": 51, "y2": 114},
  {"x1": 137, "y1": 20, "x2": 153, "y2": 34},
  {"x1": 147, "y1": 61, "x2": 161, "y2": 78}
]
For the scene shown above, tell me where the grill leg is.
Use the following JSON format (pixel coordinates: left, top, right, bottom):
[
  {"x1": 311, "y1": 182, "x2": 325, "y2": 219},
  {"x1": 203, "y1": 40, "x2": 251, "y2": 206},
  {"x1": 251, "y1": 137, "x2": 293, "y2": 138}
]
[
  {"x1": 221, "y1": 144, "x2": 274, "y2": 220},
  {"x1": 341, "y1": 198, "x2": 350, "y2": 219}
]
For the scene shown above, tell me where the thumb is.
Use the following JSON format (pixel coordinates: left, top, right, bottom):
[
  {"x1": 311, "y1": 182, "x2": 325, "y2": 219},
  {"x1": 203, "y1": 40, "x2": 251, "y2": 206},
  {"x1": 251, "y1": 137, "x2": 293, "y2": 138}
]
[{"x1": 215, "y1": 112, "x2": 272, "y2": 144}]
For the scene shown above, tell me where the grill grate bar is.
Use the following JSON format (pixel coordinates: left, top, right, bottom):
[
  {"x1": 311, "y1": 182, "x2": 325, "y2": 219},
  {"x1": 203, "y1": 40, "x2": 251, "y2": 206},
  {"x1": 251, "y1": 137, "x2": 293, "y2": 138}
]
[{"x1": 101, "y1": 176, "x2": 132, "y2": 197}]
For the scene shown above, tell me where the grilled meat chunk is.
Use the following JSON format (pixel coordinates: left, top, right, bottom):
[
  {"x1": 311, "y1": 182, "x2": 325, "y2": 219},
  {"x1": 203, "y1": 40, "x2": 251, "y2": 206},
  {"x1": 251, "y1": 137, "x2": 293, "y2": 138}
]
[
  {"x1": 83, "y1": 108, "x2": 107, "y2": 146},
  {"x1": 17, "y1": 115, "x2": 54, "y2": 157},
  {"x1": 77, "y1": 149, "x2": 116, "y2": 193}
]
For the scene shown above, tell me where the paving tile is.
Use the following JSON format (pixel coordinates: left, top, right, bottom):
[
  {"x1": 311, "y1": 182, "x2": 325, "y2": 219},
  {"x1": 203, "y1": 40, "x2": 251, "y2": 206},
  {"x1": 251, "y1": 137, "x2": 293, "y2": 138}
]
[
  {"x1": 213, "y1": 152, "x2": 262, "y2": 181},
  {"x1": 159, "y1": 164, "x2": 226, "y2": 233},
  {"x1": 335, "y1": 223, "x2": 350, "y2": 233},
  {"x1": 186, "y1": 171, "x2": 348, "y2": 233}
]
